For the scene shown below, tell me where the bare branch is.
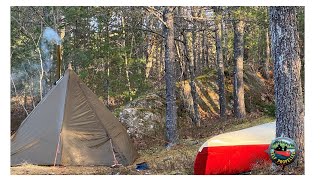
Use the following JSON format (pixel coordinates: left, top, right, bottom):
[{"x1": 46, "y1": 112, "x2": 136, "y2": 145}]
[
  {"x1": 175, "y1": 15, "x2": 215, "y2": 22},
  {"x1": 11, "y1": 16, "x2": 37, "y2": 47},
  {"x1": 135, "y1": 27, "x2": 185, "y2": 44},
  {"x1": 143, "y1": 7, "x2": 168, "y2": 28},
  {"x1": 30, "y1": 7, "x2": 50, "y2": 27}
]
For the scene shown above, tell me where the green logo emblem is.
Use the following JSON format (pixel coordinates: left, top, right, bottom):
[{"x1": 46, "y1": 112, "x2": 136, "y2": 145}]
[{"x1": 268, "y1": 137, "x2": 298, "y2": 166}]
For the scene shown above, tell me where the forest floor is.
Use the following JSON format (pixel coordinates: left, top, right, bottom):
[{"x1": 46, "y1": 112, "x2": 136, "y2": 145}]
[{"x1": 11, "y1": 115, "x2": 303, "y2": 175}]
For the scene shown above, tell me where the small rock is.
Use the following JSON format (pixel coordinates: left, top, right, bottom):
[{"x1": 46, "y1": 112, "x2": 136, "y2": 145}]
[
  {"x1": 169, "y1": 170, "x2": 183, "y2": 175},
  {"x1": 163, "y1": 157, "x2": 172, "y2": 162}
]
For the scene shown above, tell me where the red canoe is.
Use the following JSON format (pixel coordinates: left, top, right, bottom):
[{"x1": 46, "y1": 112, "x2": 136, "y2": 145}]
[
  {"x1": 194, "y1": 122, "x2": 275, "y2": 175},
  {"x1": 274, "y1": 150, "x2": 291, "y2": 157}
]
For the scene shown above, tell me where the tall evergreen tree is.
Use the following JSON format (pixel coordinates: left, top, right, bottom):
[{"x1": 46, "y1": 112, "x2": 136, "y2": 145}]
[
  {"x1": 233, "y1": 19, "x2": 246, "y2": 119},
  {"x1": 163, "y1": 7, "x2": 178, "y2": 147},
  {"x1": 269, "y1": 6, "x2": 304, "y2": 165},
  {"x1": 182, "y1": 7, "x2": 200, "y2": 127},
  {"x1": 216, "y1": 20, "x2": 227, "y2": 118}
]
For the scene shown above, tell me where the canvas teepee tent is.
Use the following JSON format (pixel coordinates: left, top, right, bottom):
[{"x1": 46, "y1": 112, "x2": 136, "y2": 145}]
[{"x1": 11, "y1": 68, "x2": 138, "y2": 166}]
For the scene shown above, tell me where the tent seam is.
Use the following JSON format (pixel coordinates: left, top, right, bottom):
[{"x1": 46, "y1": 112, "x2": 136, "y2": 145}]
[
  {"x1": 76, "y1": 74, "x2": 126, "y2": 164},
  {"x1": 53, "y1": 70, "x2": 70, "y2": 165}
]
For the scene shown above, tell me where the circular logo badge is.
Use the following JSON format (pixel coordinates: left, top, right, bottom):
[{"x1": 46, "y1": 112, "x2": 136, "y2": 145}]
[{"x1": 268, "y1": 137, "x2": 298, "y2": 166}]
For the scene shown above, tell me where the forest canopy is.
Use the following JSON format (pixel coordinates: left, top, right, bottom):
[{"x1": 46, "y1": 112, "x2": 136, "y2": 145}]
[{"x1": 11, "y1": 6, "x2": 304, "y2": 109}]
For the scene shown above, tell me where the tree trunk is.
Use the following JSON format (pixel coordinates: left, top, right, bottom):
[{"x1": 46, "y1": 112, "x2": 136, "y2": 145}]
[
  {"x1": 202, "y1": 31, "x2": 208, "y2": 68},
  {"x1": 262, "y1": 30, "x2": 270, "y2": 79},
  {"x1": 163, "y1": 7, "x2": 178, "y2": 147},
  {"x1": 222, "y1": 9, "x2": 229, "y2": 67},
  {"x1": 199, "y1": 8, "x2": 205, "y2": 72},
  {"x1": 180, "y1": 7, "x2": 200, "y2": 127},
  {"x1": 144, "y1": 18, "x2": 154, "y2": 80},
  {"x1": 121, "y1": 16, "x2": 132, "y2": 101},
  {"x1": 205, "y1": 38, "x2": 209, "y2": 67},
  {"x1": 191, "y1": 8, "x2": 198, "y2": 75},
  {"x1": 158, "y1": 41, "x2": 164, "y2": 81},
  {"x1": 192, "y1": 30, "x2": 197, "y2": 76},
  {"x1": 29, "y1": 79, "x2": 36, "y2": 109},
  {"x1": 233, "y1": 20, "x2": 246, "y2": 119},
  {"x1": 23, "y1": 87, "x2": 28, "y2": 112},
  {"x1": 105, "y1": 15, "x2": 110, "y2": 107},
  {"x1": 269, "y1": 6, "x2": 304, "y2": 165},
  {"x1": 38, "y1": 46, "x2": 44, "y2": 100},
  {"x1": 145, "y1": 35, "x2": 156, "y2": 79},
  {"x1": 183, "y1": 30, "x2": 200, "y2": 127},
  {"x1": 216, "y1": 22, "x2": 227, "y2": 118},
  {"x1": 258, "y1": 30, "x2": 263, "y2": 72},
  {"x1": 176, "y1": 41, "x2": 185, "y2": 81},
  {"x1": 37, "y1": 22, "x2": 44, "y2": 100}
]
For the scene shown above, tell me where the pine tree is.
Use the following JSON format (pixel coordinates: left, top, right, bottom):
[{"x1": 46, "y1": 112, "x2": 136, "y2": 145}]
[
  {"x1": 269, "y1": 6, "x2": 304, "y2": 166},
  {"x1": 233, "y1": 19, "x2": 246, "y2": 119},
  {"x1": 163, "y1": 7, "x2": 178, "y2": 147}
]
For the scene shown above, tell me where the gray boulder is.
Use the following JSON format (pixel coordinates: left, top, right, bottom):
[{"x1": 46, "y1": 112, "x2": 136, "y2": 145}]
[{"x1": 119, "y1": 94, "x2": 165, "y2": 139}]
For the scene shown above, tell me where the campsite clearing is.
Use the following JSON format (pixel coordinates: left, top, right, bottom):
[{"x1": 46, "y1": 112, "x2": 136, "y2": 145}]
[{"x1": 12, "y1": 116, "x2": 302, "y2": 175}]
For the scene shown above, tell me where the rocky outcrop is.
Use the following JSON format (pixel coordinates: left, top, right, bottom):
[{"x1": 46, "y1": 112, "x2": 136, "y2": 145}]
[
  {"x1": 119, "y1": 94, "x2": 165, "y2": 139},
  {"x1": 118, "y1": 68, "x2": 273, "y2": 140}
]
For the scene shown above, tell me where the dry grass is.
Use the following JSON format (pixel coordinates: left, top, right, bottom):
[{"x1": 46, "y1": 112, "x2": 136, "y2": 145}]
[
  {"x1": 11, "y1": 141, "x2": 200, "y2": 175},
  {"x1": 11, "y1": 116, "x2": 275, "y2": 175},
  {"x1": 250, "y1": 160, "x2": 304, "y2": 175}
]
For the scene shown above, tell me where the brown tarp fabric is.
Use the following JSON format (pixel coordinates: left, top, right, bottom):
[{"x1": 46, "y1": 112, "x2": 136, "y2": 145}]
[{"x1": 11, "y1": 69, "x2": 138, "y2": 166}]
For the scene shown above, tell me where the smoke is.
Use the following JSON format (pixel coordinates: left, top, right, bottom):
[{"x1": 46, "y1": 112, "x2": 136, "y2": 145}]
[
  {"x1": 11, "y1": 61, "x2": 41, "y2": 96},
  {"x1": 39, "y1": 27, "x2": 62, "y2": 96},
  {"x1": 11, "y1": 62, "x2": 40, "y2": 81},
  {"x1": 11, "y1": 27, "x2": 62, "y2": 99},
  {"x1": 40, "y1": 27, "x2": 62, "y2": 73},
  {"x1": 11, "y1": 69, "x2": 27, "y2": 82},
  {"x1": 42, "y1": 27, "x2": 61, "y2": 45}
]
